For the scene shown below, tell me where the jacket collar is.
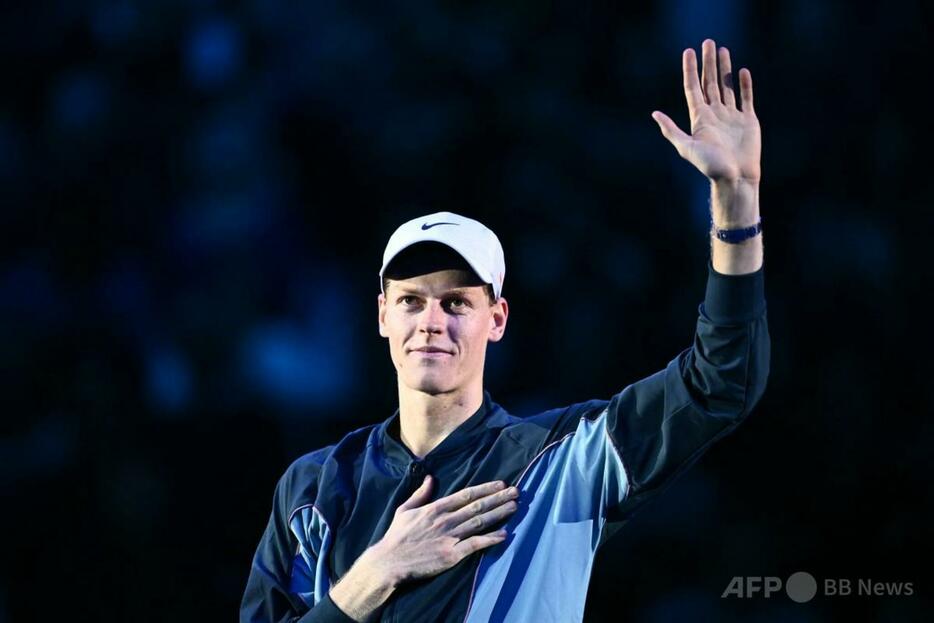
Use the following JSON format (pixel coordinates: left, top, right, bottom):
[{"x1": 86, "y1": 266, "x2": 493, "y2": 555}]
[{"x1": 379, "y1": 390, "x2": 498, "y2": 467}]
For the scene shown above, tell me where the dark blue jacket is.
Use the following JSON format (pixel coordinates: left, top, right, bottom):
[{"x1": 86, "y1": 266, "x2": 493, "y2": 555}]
[{"x1": 241, "y1": 261, "x2": 769, "y2": 622}]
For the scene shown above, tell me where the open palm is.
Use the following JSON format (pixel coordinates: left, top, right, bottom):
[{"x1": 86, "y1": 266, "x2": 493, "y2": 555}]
[{"x1": 652, "y1": 39, "x2": 761, "y2": 184}]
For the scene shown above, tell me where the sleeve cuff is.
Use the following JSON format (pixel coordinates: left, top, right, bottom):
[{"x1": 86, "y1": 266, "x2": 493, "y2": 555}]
[
  {"x1": 700, "y1": 258, "x2": 766, "y2": 324},
  {"x1": 299, "y1": 591, "x2": 359, "y2": 623}
]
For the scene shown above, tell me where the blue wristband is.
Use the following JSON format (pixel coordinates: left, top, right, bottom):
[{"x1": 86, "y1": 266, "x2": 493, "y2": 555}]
[{"x1": 713, "y1": 218, "x2": 762, "y2": 244}]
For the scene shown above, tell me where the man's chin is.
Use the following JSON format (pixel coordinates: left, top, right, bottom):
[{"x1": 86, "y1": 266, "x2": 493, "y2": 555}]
[{"x1": 402, "y1": 374, "x2": 454, "y2": 396}]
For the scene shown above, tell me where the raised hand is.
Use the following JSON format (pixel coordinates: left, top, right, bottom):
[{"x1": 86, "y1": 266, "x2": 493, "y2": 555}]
[{"x1": 651, "y1": 39, "x2": 761, "y2": 185}]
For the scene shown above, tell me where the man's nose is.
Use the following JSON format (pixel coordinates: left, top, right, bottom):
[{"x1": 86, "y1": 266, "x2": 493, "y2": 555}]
[{"x1": 417, "y1": 300, "x2": 446, "y2": 334}]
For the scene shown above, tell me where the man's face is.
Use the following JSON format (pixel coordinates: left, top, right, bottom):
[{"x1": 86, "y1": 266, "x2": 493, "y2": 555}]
[{"x1": 378, "y1": 269, "x2": 508, "y2": 396}]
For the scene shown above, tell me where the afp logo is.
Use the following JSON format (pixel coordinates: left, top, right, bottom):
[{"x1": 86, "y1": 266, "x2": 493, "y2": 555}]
[
  {"x1": 722, "y1": 572, "x2": 818, "y2": 603},
  {"x1": 722, "y1": 572, "x2": 914, "y2": 603}
]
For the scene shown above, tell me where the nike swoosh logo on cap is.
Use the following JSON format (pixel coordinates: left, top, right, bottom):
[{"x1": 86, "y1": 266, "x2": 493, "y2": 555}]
[
  {"x1": 422, "y1": 221, "x2": 460, "y2": 229},
  {"x1": 421, "y1": 222, "x2": 459, "y2": 230}
]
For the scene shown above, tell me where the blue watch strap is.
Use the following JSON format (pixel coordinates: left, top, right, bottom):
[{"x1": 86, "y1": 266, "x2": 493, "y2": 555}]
[{"x1": 713, "y1": 218, "x2": 762, "y2": 244}]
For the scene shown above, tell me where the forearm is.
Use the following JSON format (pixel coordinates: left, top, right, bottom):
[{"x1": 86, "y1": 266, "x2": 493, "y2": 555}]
[
  {"x1": 327, "y1": 545, "x2": 399, "y2": 622},
  {"x1": 709, "y1": 178, "x2": 763, "y2": 275}
]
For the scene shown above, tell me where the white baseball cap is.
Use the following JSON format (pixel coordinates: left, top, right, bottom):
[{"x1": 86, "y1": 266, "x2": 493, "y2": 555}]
[{"x1": 379, "y1": 211, "x2": 506, "y2": 299}]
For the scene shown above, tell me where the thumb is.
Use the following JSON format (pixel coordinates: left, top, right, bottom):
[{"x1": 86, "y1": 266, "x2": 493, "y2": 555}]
[
  {"x1": 397, "y1": 474, "x2": 433, "y2": 512},
  {"x1": 651, "y1": 111, "x2": 691, "y2": 156}
]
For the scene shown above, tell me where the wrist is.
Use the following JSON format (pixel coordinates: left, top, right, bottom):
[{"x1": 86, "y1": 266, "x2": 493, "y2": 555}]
[
  {"x1": 359, "y1": 542, "x2": 401, "y2": 591},
  {"x1": 328, "y1": 544, "x2": 399, "y2": 622},
  {"x1": 712, "y1": 177, "x2": 760, "y2": 193},
  {"x1": 710, "y1": 178, "x2": 760, "y2": 229},
  {"x1": 710, "y1": 218, "x2": 762, "y2": 244}
]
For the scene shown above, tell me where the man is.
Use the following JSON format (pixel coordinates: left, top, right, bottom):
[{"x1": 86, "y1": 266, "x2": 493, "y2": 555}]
[{"x1": 241, "y1": 39, "x2": 769, "y2": 622}]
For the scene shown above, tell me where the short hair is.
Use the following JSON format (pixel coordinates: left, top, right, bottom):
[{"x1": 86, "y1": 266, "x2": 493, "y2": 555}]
[
  {"x1": 382, "y1": 276, "x2": 496, "y2": 306},
  {"x1": 382, "y1": 241, "x2": 497, "y2": 306}
]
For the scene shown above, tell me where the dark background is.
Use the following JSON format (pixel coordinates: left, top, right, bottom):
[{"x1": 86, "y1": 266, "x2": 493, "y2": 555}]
[{"x1": 2, "y1": 1, "x2": 931, "y2": 621}]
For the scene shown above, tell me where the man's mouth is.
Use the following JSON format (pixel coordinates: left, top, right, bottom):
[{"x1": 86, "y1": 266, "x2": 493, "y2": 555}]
[{"x1": 409, "y1": 346, "x2": 453, "y2": 357}]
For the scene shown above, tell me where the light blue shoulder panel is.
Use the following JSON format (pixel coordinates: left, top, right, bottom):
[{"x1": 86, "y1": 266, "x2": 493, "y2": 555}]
[
  {"x1": 465, "y1": 409, "x2": 630, "y2": 622},
  {"x1": 288, "y1": 505, "x2": 334, "y2": 608}
]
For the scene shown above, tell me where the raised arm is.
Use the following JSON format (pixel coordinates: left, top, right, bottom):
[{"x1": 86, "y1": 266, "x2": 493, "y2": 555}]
[
  {"x1": 652, "y1": 38, "x2": 763, "y2": 276},
  {"x1": 602, "y1": 39, "x2": 769, "y2": 519},
  {"x1": 530, "y1": 40, "x2": 769, "y2": 532}
]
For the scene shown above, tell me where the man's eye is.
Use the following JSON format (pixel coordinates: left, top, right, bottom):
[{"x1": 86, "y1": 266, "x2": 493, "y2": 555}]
[
  {"x1": 446, "y1": 298, "x2": 467, "y2": 310},
  {"x1": 400, "y1": 296, "x2": 418, "y2": 305}
]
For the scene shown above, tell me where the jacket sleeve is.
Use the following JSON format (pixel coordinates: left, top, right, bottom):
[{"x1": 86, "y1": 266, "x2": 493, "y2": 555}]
[
  {"x1": 600, "y1": 258, "x2": 770, "y2": 522},
  {"x1": 240, "y1": 466, "x2": 356, "y2": 623}
]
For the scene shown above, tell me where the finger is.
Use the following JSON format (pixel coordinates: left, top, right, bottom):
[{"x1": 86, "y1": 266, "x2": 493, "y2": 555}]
[
  {"x1": 718, "y1": 46, "x2": 736, "y2": 108},
  {"x1": 739, "y1": 68, "x2": 755, "y2": 114},
  {"x1": 701, "y1": 39, "x2": 722, "y2": 108},
  {"x1": 445, "y1": 487, "x2": 519, "y2": 534},
  {"x1": 451, "y1": 529, "x2": 508, "y2": 560},
  {"x1": 448, "y1": 498, "x2": 518, "y2": 539},
  {"x1": 651, "y1": 111, "x2": 693, "y2": 157},
  {"x1": 397, "y1": 474, "x2": 433, "y2": 512},
  {"x1": 682, "y1": 48, "x2": 705, "y2": 123},
  {"x1": 431, "y1": 480, "x2": 506, "y2": 513}
]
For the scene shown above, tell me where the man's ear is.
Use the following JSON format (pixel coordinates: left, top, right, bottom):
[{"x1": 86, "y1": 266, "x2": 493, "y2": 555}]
[
  {"x1": 487, "y1": 297, "x2": 509, "y2": 343},
  {"x1": 378, "y1": 292, "x2": 389, "y2": 338}
]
